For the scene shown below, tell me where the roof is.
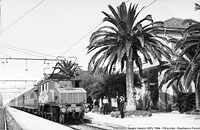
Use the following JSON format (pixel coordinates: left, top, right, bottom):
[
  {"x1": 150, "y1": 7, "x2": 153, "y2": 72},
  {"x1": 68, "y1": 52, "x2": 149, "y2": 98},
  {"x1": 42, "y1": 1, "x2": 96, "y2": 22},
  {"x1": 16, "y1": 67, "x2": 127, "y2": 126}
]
[
  {"x1": 152, "y1": 17, "x2": 189, "y2": 36},
  {"x1": 164, "y1": 17, "x2": 190, "y2": 28}
]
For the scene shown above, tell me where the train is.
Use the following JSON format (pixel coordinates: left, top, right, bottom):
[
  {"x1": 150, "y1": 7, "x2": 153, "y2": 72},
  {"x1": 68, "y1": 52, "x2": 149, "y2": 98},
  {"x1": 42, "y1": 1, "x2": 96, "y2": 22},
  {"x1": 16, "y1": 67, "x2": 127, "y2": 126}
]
[{"x1": 9, "y1": 77, "x2": 87, "y2": 124}]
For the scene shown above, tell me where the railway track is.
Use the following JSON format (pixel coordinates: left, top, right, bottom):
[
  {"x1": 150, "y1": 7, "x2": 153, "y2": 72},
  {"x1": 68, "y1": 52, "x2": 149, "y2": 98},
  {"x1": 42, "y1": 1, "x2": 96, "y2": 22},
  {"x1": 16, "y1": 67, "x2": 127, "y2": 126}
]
[
  {"x1": 34, "y1": 111, "x2": 118, "y2": 130},
  {"x1": 63, "y1": 120, "x2": 119, "y2": 130},
  {"x1": 0, "y1": 107, "x2": 7, "y2": 130},
  {"x1": 66, "y1": 123, "x2": 114, "y2": 130}
]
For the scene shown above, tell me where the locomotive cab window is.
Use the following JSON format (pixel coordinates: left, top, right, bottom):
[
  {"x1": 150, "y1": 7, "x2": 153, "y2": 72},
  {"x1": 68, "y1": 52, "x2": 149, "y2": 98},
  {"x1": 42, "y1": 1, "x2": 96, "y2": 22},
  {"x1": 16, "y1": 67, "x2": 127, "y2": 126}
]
[{"x1": 75, "y1": 81, "x2": 80, "y2": 88}]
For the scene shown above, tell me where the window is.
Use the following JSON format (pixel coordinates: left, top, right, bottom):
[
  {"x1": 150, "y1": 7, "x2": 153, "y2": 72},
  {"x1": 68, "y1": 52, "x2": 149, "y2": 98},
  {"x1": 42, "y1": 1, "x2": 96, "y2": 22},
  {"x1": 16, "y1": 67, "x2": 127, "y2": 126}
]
[
  {"x1": 42, "y1": 85, "x2": 44, "y2": 91},
  {"x1": 30, "y1": 93, "x2": 34, "y2": 99},
  {"x1": 45, "y1": 84, "x2": 48, "y2": 91},
  {"x1": 75, "y1": 81, "x2": 80, "y2": 88}
]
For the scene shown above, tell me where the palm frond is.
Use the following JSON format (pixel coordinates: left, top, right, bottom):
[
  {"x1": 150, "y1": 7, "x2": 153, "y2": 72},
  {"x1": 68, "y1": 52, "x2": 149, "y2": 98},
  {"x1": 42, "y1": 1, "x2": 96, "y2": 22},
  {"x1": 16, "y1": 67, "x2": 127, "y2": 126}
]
[
  {"x1": 195, "y1": 3, "x2": 200, "y2": 11},
  {"x1": 182, "y1": 19, "x2": 200, "y2": 25},
  {"x1": 107, "y1": 4, "x2": 121, "y2": 22},
  {"x1": 102, "y1": 11, "x2": 118, "y2": 26}
]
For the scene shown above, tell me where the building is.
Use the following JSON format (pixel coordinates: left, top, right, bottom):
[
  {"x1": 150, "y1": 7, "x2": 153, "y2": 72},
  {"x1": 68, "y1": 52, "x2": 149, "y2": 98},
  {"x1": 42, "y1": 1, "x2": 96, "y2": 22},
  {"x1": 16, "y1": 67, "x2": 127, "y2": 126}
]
[
  {"x1": 156, "y1": 18, "x2": 194, "y2": 111},
  {"x1": 134, "y1": 17, "x2": 194, "y2": 111}
]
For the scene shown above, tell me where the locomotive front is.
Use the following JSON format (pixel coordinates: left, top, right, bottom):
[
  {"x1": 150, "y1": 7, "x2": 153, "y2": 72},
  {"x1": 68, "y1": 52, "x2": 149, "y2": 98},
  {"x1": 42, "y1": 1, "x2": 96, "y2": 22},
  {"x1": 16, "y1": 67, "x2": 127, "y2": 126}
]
[
  {"x1": 57, "y1": 80, "x2": 87, "y2": 123},
  {"x1": 59, "y1": 88, "x2": 86, "y2": 120},
  {"x1": 38, "y1": 79, "x2": 87, "y2": 123}
]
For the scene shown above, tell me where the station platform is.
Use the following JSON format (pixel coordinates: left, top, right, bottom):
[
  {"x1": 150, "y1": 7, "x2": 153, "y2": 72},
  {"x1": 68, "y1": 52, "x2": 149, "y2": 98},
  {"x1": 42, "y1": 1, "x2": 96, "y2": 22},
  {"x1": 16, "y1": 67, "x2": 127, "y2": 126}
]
[
  {"x1": 84, "y1": 111, "x2": 200, "y2": 128},
  {"x1": 6, "y1": 107, "x2": 200, "y2": 130},
  {"x1": 6, "y1": 107, "x2": 73, "y2": 130}
]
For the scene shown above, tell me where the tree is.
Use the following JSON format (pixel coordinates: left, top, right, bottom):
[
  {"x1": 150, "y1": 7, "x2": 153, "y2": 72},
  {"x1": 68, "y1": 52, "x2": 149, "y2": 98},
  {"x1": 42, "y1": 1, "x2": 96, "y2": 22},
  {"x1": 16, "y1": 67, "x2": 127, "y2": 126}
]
[
  {"x1": 49, "y1": 60, "x2": 80, "y2": 80},
  {"x1": 172, "y1": 3, "x2": 200, "y2": 110},
  {"x1": 158, "y1": 56, "x2": 190, "y2": 94},
  {"x1": 195, "y1": 3, "x2": 200, "y2": 11},
  {"x1": 80, "y1": 70, "x2": 142, "y2": 101},
  {"x1": 80, "y1": 71, "x2": 106, "y2": 98},
  {"x1": 103, "y1": 73, "x2": 142, "y2": 98},
  {"x1": 87, "y1": 2, "x2": 172, "y2": 111}
]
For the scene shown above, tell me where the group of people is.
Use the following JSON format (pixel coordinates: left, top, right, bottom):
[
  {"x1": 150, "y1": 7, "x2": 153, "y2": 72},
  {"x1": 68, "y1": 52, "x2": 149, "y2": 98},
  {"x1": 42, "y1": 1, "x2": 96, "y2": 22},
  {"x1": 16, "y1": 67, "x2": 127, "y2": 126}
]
[{"x1": 88, "y1": 95, "x2": 125, "y2": 118}]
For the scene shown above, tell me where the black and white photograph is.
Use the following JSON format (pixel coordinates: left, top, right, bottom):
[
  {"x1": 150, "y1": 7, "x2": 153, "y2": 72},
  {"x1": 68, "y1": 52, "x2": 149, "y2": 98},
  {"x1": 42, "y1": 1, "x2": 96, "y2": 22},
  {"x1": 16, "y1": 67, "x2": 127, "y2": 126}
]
[{"x1": 0, "y1": 0, "x2": 200, "y2": 129}]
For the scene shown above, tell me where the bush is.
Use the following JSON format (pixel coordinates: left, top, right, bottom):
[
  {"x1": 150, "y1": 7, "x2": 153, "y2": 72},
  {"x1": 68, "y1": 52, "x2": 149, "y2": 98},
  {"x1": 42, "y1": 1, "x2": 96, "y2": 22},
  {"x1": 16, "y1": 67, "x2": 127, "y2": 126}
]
[
  {"x1": 185, "y1": 110, "x2": 200, "y2": 115},
  {"x1": 178, "y1": 93, "x2": 195, "y2": 113},
  {"x1": 171, "y1": 103, "x2": 179, "y2": 111}
]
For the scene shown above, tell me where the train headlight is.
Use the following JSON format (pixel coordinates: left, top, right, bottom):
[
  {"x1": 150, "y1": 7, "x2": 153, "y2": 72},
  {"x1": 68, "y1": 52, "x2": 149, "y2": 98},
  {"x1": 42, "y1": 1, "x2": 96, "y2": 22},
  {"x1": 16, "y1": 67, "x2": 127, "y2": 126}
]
[{"x1": 61, "y1": 107, "x2": 66, "y2": 113}]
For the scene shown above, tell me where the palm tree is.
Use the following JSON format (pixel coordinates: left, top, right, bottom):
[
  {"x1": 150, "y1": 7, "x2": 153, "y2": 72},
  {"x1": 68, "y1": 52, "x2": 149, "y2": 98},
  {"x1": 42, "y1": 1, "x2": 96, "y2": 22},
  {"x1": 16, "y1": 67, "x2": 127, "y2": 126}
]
[
  {"x1": 173, "y1": 3, "x2": 200, "y2": 110},
  {"x1": 158, "y1": 55, "x2": 190, "y2": 111},
  {"x1": 87, "y1": 2, "x2": 172, "y2": 111},
  {"x1": 183, "y1": 49, "x2": 200, "y2": 110},
  {"x1": 49, "y1": 60, "x2": 80, "y2": 80},
  {"x1": 159, "y1": 56, "x2": 190, "y2": 94}
]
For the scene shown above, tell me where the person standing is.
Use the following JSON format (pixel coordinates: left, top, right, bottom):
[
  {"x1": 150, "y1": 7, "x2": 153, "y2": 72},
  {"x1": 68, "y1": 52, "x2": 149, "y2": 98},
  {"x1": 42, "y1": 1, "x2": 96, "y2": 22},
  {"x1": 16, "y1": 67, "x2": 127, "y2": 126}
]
[
  {"x1": 94, "y1": 98, "x2": 100, "y2": 113},
  {"x1": 102, "y1": 96, "x2": 109, "y2": 115},
  {"x1": 117, "y1": 96, "x2": 120, "y2": 111},
  {"x1": 119, "y1": 96, "x2": 125, "y2": 118}
]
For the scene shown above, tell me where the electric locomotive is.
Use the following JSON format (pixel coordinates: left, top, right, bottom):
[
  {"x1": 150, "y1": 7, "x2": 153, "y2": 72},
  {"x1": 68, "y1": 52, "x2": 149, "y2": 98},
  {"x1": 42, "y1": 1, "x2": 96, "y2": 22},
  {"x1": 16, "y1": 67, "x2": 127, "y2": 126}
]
[
  {"x1": 9, "y1": 60, "x2": 87, "y2": 123},
  {"x1": 37, "y1": 78, "x2": 87, "y2": 123}
]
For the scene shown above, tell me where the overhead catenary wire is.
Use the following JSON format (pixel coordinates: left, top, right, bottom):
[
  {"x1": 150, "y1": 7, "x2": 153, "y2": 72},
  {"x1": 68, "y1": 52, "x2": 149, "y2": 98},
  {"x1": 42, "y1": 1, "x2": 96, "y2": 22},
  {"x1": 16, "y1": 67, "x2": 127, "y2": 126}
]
[
  {"x1": 2, "y1": 0, "x2": 159, "y2": 61},
  {"x1": 2, "y1": 43, "x2": 57, "y2": 58},
  {"x1": 0, "y1": 0, "x2": 50, "y2": 97},
  {"x1": 143, "y1": 0, "x2": 158, "y2": 10},
  {"x1": 0, "y1": 80, "x2": 36, "y2": 82},
  {"x1": 0, "y1": 0, "x2": 57, "y2": 63},
  {"x1": 1, "y1": 0, "x2": 46, "y2": 33},
  {"x1": 1, "y1": 0, "x2": 159, "y2": 67},
  {"x1": 69, "y1": 0, "x2": 159, "y2": 58},
  {"x1": 1, "y1": 0, "x2": 160, "y2": 100},
  {"x1": 0, "y1": 57, "x2": 59, "y2": 61},
  {"x1": 60, "y1": 22, "x2": 103, "y2": 56},
  {"x1": 3, "y1": 45, "x2": 49, "y2": 58}
]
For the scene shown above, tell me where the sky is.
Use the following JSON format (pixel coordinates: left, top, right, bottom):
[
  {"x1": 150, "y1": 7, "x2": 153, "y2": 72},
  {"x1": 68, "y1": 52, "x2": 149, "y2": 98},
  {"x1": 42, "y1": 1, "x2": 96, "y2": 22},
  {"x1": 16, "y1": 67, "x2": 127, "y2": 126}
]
[{"x1": 0, "y1": 0, "x2": 200, "y2": 102}]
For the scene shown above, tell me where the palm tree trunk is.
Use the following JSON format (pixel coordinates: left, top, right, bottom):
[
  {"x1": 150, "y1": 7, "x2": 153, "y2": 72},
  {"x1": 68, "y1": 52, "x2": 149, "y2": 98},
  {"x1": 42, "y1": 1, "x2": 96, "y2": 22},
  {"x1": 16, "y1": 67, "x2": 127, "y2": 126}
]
[
  {"x1": 195, "y1": 86, "x2": 200, "y2": 110},
  {"x1": 125, "y1": 57, "x2": 136, "y2": 111}
]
